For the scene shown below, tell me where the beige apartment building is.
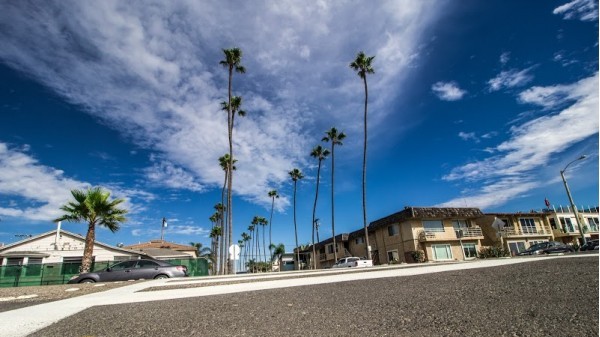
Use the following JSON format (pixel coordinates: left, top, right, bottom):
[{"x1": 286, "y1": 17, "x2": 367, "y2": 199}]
[
  {"x1": 303, "y1": 206, "x2": 599, "y2": 269},
  {"x1": 306, "y1": 207, "x2": 486, "y2": 267}
]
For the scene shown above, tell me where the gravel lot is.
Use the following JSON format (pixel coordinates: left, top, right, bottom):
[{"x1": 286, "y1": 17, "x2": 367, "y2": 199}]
[{"x1": 29, "y1": 256, "x2": 599, "y2": 337}]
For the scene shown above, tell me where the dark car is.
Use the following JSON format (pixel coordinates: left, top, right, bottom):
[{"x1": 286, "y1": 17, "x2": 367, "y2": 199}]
[
  {"x1": 580, "y1": 239, "x2": 599, "y2": 251},
  {"x1": 517, "y1": 241, "x2": 575, "y2": 256},
  {"x1": 68, "y1": 259, "x2": 188, "y2": 284}
]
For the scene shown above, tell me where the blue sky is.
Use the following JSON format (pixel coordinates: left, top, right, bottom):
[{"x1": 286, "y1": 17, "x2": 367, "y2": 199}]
[{"x1": 0, "y1": 0, "x2": 598, "y2": 252}]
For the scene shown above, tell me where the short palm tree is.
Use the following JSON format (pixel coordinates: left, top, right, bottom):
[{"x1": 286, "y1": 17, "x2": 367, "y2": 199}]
[
  {"x1": 54, "y1": 187, "x2": 127, "y2": 273},
  {"x1": 288, "y1": 168, "x2": 304, "y2": 270},
  {"x1": 310, "y1": 145, "x2": 330, "y2": 269},
  {"x1": 350, "y1": 51, "x2": 375, "y2": 260},
  {"x1": 190, "y1": 242, "x2": 212, "y2": 258},
  {"x1": 258, "y1": 216, "x2": 268, "y2": 262},
  {"x1": 322, "y1": 127, "x2": 346, "y2": 263},
  {"x1": 267, "y1": 190, "x2": 279, "y2": 264},
  {"x1": 237, "y1": 239, "x2": 245, "y2": 272},
  {"x1": 247, "y1": 224, "x2": 255, "y2": 263},
  {"x1": 220, "y1": 47, "x2": 245, "y2": 275},
  {"x1": 270, "y1": 243, "x2": 285, "y2": 271},
  {"x1": 241, "y1": 231, "x2": 251, "y2": 270}
]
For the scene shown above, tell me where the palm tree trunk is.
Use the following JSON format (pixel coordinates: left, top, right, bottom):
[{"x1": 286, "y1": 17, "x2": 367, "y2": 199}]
[
  {"x1": 81, "y1": 222, "x2": 96, "y2": 273},
  {"x1": 293, "y1": 181, "x2": 300, "y2": 270},
  {"x1": 262, "y1": 225, "x2": 266, "y2": 263},
  {"x1": 311, "y1": 160, "x2": 322, "y2": 269},
  {"x1": 362, "y1": 75, "x2": 371, "y2": 260},
  {"x1": 331, "y1": 145, "x2": 337, "y2": 264},
  {"x1": 226, "y1": 65, "x2": 234, "y2": 275},
  {"x1": 269, "y1": 197, "x2": 274, "y2": 267}
]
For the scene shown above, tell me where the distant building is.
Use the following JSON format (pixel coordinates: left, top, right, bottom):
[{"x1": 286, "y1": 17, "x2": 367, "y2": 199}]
[{"x1": 123, "y1": 240, "x2": 198, "y2": 259}]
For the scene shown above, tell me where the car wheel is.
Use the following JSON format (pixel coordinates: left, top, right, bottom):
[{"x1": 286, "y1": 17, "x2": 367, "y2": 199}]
[
  {"x1": 79, "y1": 278, "x2": 95, "y2": 284},
  {"x1": 154, "y1": 274, "x2": 169, "y2": 280}
]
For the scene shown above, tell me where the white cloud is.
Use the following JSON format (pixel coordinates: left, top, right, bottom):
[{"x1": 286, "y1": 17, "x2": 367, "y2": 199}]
[
  {"x1": 458, "y1": 132, "x2": 478, "y2": 142},
  {"x1": 500, "y1": 52, "x2": 510, "y2": 65},
  {"x1": 0, "y1": 143, "x2": 151, "y2": 221},
  {"x1": 441, "y1": 73, "x2": 598, "y2": 208},
  {"x1": 488, "y1": 68, "x2": 534, "y2": 92},
  {"x1": 0, "y1": 1, "x2": 444, "y2": 207},
  {"x1": 553, "y1": 0, "x2": 598, "y2": 21},
  {"x1": 431, "y1": 81, "x2": 467, "y2": 101},
  {"x1": 131, "y1": 225, "x2": 209, "y2": 237},
  {"x1": 144, "y1": 156, "x2": 204, "y2": 192}
]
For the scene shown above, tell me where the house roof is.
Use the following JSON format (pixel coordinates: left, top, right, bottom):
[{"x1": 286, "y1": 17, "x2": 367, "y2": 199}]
[
  {"x1": 135, "y1": 248, "x2": 193, "y2": 259},
  {"x1": 123, "y1": 240, "x2": 196, "y2": 252},
  {"x1": 0, "y1": 229, "x2": 147, "y2": 257},
  {"x1": 369, "y1": 207, "x2": 484, "y2": 231},
  {"x1": 0, "y1": 251, "x2": 51, "y2": 258}
]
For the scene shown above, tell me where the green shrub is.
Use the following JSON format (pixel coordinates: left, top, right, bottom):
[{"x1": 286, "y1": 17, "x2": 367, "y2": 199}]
[
  {"x1": 478, "y1": 246, "x2": 510, "y2": 258},
  {"x1": 409, "y1": 250, "x2": 426, "y2": 263}
]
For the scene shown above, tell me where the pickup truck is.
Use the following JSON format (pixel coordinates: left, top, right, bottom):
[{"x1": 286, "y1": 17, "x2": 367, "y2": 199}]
[{"x1": 331, "y1": 257, "x2": 373, "y2": 268}]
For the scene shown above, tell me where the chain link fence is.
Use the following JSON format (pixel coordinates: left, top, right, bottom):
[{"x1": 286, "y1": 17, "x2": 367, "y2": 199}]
[{"x1": 0, "y1": 258, "x2": 209, "y2": 288}]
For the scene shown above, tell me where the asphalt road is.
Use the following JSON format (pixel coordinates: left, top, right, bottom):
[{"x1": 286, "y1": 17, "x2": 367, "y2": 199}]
[{"x1": 29, "y1": 256, "x2": 598, "y2": 337}]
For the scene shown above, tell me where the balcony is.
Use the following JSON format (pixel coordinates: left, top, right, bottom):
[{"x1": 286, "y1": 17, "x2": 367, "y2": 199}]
[
  {"x1": 499, "y1": 227, "x2": 553, "y2": 237},
  {"x1": 418, "y1": 227, "x2": 483, "y2": 242}
]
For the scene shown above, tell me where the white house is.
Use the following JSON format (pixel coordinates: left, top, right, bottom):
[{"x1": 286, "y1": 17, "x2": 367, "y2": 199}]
[{"x1": 0, "y1": 229, "x2": 146, "y2": 267}]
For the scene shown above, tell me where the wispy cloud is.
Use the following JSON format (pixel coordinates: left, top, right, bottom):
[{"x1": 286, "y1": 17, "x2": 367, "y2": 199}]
[
  {"x1": 553, "y1": 0, "x2": 598, "y2": 21},
  {"x1": 131, "y1": 225, "x2": 209, "y2": 237},
  {"x1": 488, "y1": 68, "x2": 534, "y2": 92},
  {"x1": 0, "y1": 1, "x2": 444, "y2": 208},
  {"x1": 441, "y1": 73, "x2": 598, "y2": 208},
  {"x1": 458, "y1": 132, "x2": 479, "y2": 142},
  {"x1": 500, "y1": 52, "x2": 510, "y2": 65},
  {"x1": 431, "y1": 81, "x2": 467, "y2": 101},
  {"x1": 0, "y1": 143, "x2": 151, "y2": 221}
]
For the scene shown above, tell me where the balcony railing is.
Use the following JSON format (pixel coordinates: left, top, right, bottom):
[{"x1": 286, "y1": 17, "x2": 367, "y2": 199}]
[
  {"x1": 500, "y1": 227, "x2": 552, "y2": 236},
  {"x1": 418, "y1": 227, "x2": 483, "y2": 242}
]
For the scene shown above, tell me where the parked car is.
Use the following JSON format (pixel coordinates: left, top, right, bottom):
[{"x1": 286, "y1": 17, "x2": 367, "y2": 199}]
[
  {"x1": 580, "y1": 239, "x2": 599, "y2": 251},
  {"x1": 331, "y1": 257, "x2": 373, "y2": 268},
  {"x1": 68, "y1": 259, "x2": 188, "y2": 284},
  {"x1": 517, "y1": 241, "x2": 574, "y2": 256}
]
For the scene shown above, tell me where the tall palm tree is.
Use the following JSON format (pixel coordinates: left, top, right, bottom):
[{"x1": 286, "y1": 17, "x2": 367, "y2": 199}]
[
  {"x1": 241, "y1": 231, "x2": 251, "y2": 271},
  {"x1": 218, "y1": 155, "x2": 235, "y2": 275},
  {"x1": 288, "y1": 168, "x2": 304, "y2": 270},
  {"x1": 251, "y1": 216, "x2": 261, "y2": 261},
  {"x1": 322, "y1": 127, "x2": 346, "y2": 263},
  {"x1": 267, "y1": 190, "x2": 279, "y2": 264},
  {"x1": 220, "y1": 47, "x2": 245, "y2": 274},
  {"x1": 310, "y1": 145, "x2": 330, "y2": 269},
  {"x1": 54, "y1": 187, "x2": 128, "y2": 273},
  {"x1": 209, "y1": 226, "x2": 222, "y2": 275},
  {"x1": 247, "y1": 224, "x2": 255, "y2": 264},
  {"x1": 258, "y1": 216, "x2": 268, "y2": 262},
  {"x1": 208, "y1": 212, "x2": 220, "y2": 274},
  {"x1": 237, "y1": 239, "x2": 245, "y2": 272},
  {"x1": 350, "y1": 51, "x2": 375, "y2": 260}
]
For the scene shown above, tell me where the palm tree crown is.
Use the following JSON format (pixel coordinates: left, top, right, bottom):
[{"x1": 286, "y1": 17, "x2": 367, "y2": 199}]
[
  {"x1": 350, "y1": 51, "x2": 375, "y2": 79},
  {"x1": 220, "y1": 48, "x2": 246, "y2": 74},
  {"x1": 322, "y1": 127, "x2": 346, "y2": 145},
  {"x1": 54, "y1": 187, "x2": 127, "y2": 273}
]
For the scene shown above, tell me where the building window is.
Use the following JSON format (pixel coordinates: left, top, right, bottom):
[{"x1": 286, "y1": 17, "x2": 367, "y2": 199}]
[
  {"x1": 508, "y1": 241, "x2": 526, "y2": 255},
  {"x1": 62, "y1": 257, "x2": 83, "y2": 275},
  {"x1": 587, "y1": 217, "x2": 599, "y2": 232},
  {"x1": 549, "y1": 218, "x2": 557, "y2": 230},
  {"x1": 559, "y1": 217, "x2": 574, "y2": 232},
  {"x1": 387, "y1": 250, "x2": 399, "y2": 263},
  {"x1": 326, "y1": 244, "x2": 337, "y2": 254},
  {"x1": 355, "y1": 237, "x2": 365, "y2": 244},
  {"x1": 432, "y1": 244, "x2": 453, "y2": 260},
  {"x1": 387, "y1": 224, "x2": 399, "y2": 236},
  {"x1": 463, "y1": 243, "x2": 477, "y2": 258},
  {"x1": 501, "y1": 219, "x2": 512, "y2": 228},
  {"x1": 453, "y1": 220, "x2": 469, "y2": 237},
  {"x1": 423, "y1": 220, "x2": 445, "y2": 233},
  {"x1": 25, "y1": 257, "x2": 43, "y2": 276},
  {"x1": 519, "y1": 218, "x2": 537, "y2": 234}
]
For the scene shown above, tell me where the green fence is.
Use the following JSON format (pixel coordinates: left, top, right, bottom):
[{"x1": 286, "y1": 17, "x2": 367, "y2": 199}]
[{"x1": 0, "y1": 258, "x2": 208, "y2": 288}]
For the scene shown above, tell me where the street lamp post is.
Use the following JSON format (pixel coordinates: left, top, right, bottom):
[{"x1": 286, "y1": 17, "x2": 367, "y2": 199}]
[{"x1": 560, "y1": 155, "x2": 587, "y2": 246}]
